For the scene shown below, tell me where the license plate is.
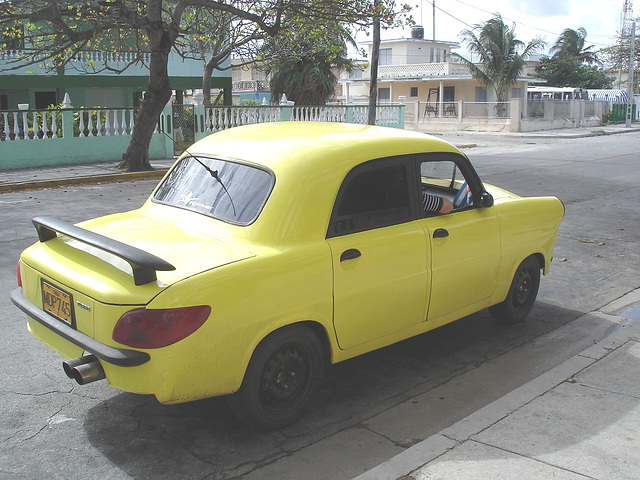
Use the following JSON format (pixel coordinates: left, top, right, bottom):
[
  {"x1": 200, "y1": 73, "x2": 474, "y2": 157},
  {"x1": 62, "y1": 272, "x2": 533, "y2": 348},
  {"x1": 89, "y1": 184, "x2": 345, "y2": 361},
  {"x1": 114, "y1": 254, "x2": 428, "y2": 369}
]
[{"x1": 42, "y1": 280, "x2": 74, "y2": 326}]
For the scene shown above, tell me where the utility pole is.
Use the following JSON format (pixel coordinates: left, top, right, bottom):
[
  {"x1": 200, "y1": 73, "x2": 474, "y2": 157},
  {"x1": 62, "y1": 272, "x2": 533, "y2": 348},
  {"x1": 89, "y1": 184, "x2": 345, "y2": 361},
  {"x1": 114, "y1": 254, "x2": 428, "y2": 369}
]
[
  {"x1": 433, "y1": 1, "x2": 436, "y2": 41},
  {"x1": 626, "y1": 21, "x2": 635, "y2": 127}
]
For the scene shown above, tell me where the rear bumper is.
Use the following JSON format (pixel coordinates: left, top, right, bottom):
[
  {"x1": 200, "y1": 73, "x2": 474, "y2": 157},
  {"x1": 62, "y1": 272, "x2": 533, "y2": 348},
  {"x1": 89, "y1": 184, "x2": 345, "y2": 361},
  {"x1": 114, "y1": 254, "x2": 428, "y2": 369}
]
[{"x1": 11, "y1": 287, "x2": 149, "y2": 367}]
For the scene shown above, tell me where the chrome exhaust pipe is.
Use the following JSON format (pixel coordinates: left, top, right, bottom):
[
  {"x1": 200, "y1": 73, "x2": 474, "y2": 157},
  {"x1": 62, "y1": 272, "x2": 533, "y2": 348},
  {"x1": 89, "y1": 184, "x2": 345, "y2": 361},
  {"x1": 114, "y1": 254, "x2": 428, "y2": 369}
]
[{"x1": 63, "y1": 355, "x2": 106, "y2": 385}]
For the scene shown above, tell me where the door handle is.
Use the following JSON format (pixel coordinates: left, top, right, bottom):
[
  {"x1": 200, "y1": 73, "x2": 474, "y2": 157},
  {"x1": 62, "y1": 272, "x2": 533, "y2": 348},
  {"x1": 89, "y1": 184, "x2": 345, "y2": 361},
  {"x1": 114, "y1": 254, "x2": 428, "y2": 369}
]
[
  {"x1": 433, "y1": 228, "x2": 449, "y2": 238},
  {"x1": 340, "y1": 248, "x2": 361, "y2": 262}
]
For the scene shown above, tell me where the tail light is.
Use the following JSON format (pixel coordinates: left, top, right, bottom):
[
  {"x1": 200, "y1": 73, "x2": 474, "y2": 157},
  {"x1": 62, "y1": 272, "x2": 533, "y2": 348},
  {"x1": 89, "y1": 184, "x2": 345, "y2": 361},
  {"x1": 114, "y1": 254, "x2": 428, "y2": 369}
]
[
  {"x1": 17, "y1": 260, "x2": 22, "y2": 287},
  {"x1": 113, "y1": 306, "x2": 211, "y2": 349}
]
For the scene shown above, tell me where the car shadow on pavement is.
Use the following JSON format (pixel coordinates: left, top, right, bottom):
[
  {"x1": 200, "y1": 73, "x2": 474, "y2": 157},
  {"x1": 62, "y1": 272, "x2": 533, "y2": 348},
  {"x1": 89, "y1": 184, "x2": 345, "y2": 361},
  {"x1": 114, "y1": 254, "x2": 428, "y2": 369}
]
[{"x1": 82, "y1": 301, "x2": 611, "y2": 479}]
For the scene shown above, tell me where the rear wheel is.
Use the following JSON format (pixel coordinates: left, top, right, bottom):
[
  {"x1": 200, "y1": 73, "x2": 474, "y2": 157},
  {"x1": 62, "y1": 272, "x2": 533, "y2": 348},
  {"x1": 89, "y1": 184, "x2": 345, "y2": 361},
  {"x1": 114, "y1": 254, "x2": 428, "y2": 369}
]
[
  {"x1": 489, "y1": 256, "x2": 541, "y2": 324},
  {"x1": 227, "y1": 325, "x2": 324, "y2": 430}
]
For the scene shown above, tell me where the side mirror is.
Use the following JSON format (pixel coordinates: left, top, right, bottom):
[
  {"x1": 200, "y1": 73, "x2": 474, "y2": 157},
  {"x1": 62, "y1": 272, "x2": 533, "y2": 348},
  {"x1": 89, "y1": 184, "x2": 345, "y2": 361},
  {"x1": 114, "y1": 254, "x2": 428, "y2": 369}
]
[{"x1": 479, "y1": 192, "x2": 494, "y2": 207}]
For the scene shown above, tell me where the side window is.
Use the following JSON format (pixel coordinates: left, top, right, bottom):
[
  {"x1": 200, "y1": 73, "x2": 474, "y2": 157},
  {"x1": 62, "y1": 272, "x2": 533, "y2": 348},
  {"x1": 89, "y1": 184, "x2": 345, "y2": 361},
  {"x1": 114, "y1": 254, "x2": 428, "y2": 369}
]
[
  {"x1": 330, "y1": 162, "x2": 412, "y2": 236},
  {"x1": 420, "y1": 160, "x2": 473, "y2": 215}
]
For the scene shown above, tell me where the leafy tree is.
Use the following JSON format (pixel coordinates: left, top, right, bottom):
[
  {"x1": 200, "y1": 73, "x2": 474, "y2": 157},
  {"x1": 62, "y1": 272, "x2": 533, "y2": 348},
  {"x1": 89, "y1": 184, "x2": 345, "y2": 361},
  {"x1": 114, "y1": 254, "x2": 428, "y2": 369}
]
[
  {"x1": 550, "y1": 27, "x2": 598, "y2": 64},
  {"x1": 0, "y1": 0, "x2": 400, "y2": 172},
  {"x1": 602, "y1": 28, "x2": 640, "y2": 91},
  {"x1": 533, "y1": 56, "x2": 613, "y2": 89},
  {"x1": 453, "y1": 13, "x2": 545, "y2": 103},
  {"x1": 177, "y1": 9, "x2": 264, "y2": 107}
]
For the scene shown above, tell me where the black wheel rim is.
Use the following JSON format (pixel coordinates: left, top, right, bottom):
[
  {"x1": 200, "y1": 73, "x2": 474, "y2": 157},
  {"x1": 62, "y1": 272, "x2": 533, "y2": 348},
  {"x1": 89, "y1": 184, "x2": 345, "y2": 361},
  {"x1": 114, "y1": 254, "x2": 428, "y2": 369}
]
[
  {"x1": 259, "y1": 345, "x2": 310, "y2": 413},
  {"x1": 513, "y1": 268, "x2": 532, "y2": 308}
]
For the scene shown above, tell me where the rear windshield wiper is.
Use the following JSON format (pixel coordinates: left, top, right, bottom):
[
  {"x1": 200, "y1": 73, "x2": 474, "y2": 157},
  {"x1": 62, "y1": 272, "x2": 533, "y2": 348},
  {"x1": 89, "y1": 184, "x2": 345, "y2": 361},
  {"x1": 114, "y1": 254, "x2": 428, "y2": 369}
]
[
  {"x1": 189, "y1": 155, "x2": 237, "y2": 217},
  {"x1": 161, "y1": 132, "x2": 238, "y2": 217}
]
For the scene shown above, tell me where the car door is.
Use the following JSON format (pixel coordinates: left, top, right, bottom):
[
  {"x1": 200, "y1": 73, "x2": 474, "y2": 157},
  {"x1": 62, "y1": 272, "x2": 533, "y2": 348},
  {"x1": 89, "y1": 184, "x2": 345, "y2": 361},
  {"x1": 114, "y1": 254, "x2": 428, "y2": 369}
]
[
  {"x1": 326, "y1": 157, "x2": 430, "y2": 350},
  {"x1": 416, "y1": 155, "x2": 501, "y2": 324}
]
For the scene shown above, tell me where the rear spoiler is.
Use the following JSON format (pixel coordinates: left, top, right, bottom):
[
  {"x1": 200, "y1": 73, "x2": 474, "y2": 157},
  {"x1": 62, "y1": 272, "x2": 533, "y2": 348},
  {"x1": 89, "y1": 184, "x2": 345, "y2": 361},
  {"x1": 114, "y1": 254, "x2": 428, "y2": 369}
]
[{"x1": 32, "y1": 216, "x2": 176, "y2": 286}]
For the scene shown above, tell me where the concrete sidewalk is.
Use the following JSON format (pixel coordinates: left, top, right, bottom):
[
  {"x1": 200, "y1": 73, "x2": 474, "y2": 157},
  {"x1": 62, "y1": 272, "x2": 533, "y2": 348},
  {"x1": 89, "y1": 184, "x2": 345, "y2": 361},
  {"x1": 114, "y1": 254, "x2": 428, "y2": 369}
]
[
  {"x1": 355, "y1": 290, "x2": 640, "y2": 480},
  {"x1": 0, "y1": 158, "x2": 175, "y2": 193}
]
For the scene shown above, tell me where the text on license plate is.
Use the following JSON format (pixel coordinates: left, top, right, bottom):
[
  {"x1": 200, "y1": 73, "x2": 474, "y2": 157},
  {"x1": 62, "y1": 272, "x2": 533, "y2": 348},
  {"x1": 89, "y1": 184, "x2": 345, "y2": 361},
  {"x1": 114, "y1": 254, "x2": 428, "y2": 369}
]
[{"x1": 42, "y1": 280, "x2": 74, "y2": 325}]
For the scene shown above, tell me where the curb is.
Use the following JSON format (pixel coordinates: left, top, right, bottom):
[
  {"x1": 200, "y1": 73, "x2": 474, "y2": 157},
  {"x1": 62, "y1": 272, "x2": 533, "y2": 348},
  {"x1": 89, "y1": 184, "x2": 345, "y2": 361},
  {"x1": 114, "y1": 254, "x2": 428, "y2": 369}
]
[
  {"x1": 0, "y1": 169, "x2": 169, "y2": 194},
  {"x1": 427, "y1": 127, "x2": 640, "y2": 141},
  {"x1": 509, "y1": 127, "x2": 640, "y2": 139}
]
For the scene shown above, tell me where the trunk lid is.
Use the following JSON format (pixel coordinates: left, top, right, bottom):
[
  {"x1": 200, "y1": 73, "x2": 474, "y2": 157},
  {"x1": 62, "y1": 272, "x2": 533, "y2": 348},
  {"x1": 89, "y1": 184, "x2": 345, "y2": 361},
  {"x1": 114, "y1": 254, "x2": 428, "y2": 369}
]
[{"x1": 21, "y1": 208, "x2": 255, "y2": 306}]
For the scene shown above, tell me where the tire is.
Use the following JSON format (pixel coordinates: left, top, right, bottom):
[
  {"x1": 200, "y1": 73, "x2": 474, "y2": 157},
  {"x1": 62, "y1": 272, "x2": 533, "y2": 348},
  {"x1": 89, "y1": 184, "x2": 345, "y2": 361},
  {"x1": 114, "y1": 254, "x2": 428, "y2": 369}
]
[
  {"x1": 227, "y1": 325, "x2": 324, "y2": 430},
  {"x1": 489, "y1": 256, "x2": 541, "y2": 324}
]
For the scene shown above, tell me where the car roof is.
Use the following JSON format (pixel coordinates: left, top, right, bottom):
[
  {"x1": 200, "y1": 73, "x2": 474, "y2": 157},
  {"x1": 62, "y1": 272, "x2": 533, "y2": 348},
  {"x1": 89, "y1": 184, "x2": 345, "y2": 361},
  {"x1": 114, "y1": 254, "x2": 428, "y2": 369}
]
[
  {"x1": 188, "y1": 122, "x2": 461, "y2": 174},
  {"x1": 180, "y1": 122, "x2": 464, "y2": 243}
]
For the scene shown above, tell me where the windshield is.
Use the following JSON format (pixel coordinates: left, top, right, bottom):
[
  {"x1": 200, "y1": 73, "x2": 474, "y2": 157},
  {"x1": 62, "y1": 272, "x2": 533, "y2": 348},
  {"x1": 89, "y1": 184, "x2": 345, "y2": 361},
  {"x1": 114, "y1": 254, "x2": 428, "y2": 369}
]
[{"x1": 152, "y1": 156, "x2": 274, "y2": 225}]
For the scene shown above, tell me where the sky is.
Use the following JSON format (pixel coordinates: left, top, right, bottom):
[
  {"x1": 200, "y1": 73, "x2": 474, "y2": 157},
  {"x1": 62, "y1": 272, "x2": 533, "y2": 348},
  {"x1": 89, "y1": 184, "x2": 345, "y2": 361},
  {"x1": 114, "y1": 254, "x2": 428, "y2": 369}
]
[{"x1": 366, "y1": 0, "x2": 634, "y2": 58}]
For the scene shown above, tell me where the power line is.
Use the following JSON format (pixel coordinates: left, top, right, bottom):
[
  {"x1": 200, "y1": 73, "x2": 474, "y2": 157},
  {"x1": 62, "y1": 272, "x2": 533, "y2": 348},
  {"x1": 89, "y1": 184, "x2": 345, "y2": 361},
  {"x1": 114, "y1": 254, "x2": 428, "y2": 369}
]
[{"x1": 423, "y1": 0, "x2": 619, "y2": 49}]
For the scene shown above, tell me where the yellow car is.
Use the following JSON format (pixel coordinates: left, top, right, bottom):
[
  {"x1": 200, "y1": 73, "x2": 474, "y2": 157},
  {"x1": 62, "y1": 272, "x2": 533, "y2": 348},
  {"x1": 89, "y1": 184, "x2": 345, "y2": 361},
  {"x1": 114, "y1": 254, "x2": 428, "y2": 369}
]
[{"x1": 11, "y1": 122, "x2": 564, "y2": 429}]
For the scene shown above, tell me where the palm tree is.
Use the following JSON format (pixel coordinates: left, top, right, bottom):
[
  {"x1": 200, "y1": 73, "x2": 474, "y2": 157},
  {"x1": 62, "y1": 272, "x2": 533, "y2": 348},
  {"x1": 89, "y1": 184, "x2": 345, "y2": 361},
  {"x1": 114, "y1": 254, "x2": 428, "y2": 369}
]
[
  {"x1": 264, "y1": 26, "x2": 355, "y2": 106},
  {"x1": 266, "y1": 50, "x2": 350, "y2": 105},
  {"x1": 550, "y1": 27, "x2": 598, "y2": 64},
  {"x1": 453, "y1": 14, "x2": 545, "y2": 103}
]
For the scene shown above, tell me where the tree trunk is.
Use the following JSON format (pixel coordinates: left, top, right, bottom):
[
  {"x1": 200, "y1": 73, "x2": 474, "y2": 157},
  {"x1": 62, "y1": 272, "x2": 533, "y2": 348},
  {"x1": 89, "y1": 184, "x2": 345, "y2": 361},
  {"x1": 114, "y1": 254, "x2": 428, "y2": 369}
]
[
  {"x1": 118, "y1": 3, "x2": 174, "y2": 172},
  {"x1": 368, "y1": 0, "x2": 381, "y2": 126},
  {"x1": 202, "y1": 58, "x2": 216, "y2": 108}
]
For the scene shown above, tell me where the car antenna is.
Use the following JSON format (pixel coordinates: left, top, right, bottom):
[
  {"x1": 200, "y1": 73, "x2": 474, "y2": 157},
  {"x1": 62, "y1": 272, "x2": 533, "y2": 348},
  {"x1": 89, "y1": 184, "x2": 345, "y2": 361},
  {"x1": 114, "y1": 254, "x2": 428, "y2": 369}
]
[{"x1": 161, "y1": 131, "x2": 237, "y2": 217}]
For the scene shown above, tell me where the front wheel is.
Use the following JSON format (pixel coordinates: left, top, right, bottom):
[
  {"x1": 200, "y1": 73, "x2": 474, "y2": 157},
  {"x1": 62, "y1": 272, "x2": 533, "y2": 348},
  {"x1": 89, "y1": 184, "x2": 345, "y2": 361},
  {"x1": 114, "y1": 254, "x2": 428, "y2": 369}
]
[
  {"x1": 227, "y1": 325, "x2": 324, "y2": 430},
  {"x1": 489, "y1": 256, "x2": 541, "y2": 324}
]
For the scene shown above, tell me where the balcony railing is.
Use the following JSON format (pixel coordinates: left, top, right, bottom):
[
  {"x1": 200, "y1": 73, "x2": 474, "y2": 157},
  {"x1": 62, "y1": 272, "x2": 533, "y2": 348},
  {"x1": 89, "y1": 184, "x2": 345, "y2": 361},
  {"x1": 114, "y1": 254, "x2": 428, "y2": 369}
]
[
  {"x1": 1, "y1": 48, "x2": 150, "y2": 63},
  {"x1": 377, "y1": 62, "x2": 472, "y2": 79},
  {"x1": 232, "y1": 80, "x2": 269, "y2": 91}
]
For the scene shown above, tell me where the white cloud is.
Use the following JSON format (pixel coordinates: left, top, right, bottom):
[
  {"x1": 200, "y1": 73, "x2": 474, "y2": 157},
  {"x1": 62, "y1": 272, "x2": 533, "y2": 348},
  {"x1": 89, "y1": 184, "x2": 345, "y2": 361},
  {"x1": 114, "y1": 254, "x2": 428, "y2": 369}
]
[{"x1": 511, "y1": 0, "x2": 571, "y2": 17}]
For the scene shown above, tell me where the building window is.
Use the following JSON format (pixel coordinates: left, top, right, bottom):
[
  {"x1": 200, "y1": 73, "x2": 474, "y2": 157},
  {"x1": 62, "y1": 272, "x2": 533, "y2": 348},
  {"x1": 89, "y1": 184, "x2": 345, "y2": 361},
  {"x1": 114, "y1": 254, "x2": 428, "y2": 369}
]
[
  {"x1": 410, "y1": 87, "x2": 418, "y2": 97},
  {"x1": 379, "y1": 48, "x2": 392, "y2": 66},
  {"x1": 350, "y1": 69, "x2": 363, "y2": 80},
  {"x1": 512, "y1": 87, "x2": 522, "y2": 99},
  {"x1": 378, "y1": 87, "x2": 391, "y2": 103},
  {"x1": 475, "y1": 86, "x2": 487, "y2": 102},
  {"x1": 253, "y1": 67, "x2": 266, "y2": 82},
  {"x1": 35, "y1": 91, "x2": 57, "y2": 109},
  {"x1": 0, "y1": 94, "x2": 7, "y2": 110},
  {"x1": 430, "y1": 48, "x2": 442, "y2": 63}
]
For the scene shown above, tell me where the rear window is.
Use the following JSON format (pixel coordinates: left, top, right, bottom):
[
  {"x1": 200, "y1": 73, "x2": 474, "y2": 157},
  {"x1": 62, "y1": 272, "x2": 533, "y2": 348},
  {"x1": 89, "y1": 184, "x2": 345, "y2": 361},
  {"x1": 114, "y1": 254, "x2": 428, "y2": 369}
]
[{"x1": 152, "y1": 156, "x2": 274, "y2": 225}]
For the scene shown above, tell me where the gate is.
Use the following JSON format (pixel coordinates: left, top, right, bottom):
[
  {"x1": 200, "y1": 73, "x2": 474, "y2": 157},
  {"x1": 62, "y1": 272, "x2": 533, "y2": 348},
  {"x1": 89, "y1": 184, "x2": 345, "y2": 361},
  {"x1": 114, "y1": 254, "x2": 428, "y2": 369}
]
[
  {"x1": 172, "y1": 104, "x2": 194, "y2": 154},
  {"x1": 610, "y1": 103, "x2": 636, "y2": 124}
]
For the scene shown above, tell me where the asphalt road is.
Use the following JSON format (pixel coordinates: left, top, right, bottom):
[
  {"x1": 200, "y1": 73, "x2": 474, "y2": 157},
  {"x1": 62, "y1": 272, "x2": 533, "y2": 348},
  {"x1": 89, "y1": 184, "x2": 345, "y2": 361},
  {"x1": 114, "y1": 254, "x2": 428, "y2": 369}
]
[{"x1": 1, "y1": 131, "x2": 639, "y2": 479}]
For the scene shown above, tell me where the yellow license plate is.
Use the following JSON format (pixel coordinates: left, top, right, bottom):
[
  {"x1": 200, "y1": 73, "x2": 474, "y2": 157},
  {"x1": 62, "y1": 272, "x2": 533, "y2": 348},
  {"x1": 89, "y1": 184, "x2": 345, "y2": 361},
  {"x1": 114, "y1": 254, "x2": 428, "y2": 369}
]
[{"x1": 42, "y1": 280, "x2": 74, "y2": 326}]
